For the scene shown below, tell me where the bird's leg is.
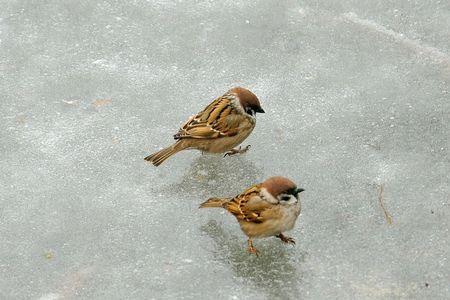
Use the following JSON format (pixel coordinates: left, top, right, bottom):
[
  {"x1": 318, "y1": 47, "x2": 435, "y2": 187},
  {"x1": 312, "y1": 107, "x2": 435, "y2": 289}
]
[
  {"x1": 223, "y1": 145, "x2": 251, "y2": 157},
  {"x1": 276, "y1": 233, "x2": 296, "y2": 245},
  {"x1": 247, "y1": 238, "x2": 259, "y2": 256}
]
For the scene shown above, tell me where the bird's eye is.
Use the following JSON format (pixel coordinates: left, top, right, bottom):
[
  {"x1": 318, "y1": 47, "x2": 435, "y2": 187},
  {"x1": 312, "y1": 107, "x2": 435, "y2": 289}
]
[
  {"x1": 245, "y1": 107, "x2": 255, "y2": 116},
  {"x1": 280, "y1": 195, "x2": 291, "y2": 201}
]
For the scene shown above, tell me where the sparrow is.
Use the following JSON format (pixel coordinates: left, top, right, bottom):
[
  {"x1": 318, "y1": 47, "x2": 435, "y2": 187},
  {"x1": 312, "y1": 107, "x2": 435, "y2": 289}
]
[
  {"x1": 144, "y1": 87, "x2": 264, "y2": 166},
  {"x1": 199, "y1": 176, "x2": 304, "y2": 256}
]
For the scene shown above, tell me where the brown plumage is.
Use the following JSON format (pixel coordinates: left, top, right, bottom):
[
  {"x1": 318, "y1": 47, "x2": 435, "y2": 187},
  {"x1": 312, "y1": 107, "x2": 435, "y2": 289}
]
[
  {"x1": 144, "y1": 87, "x2": 264, "y2": 166},
  {"x1": 200, "y1": 176, "x2": 305, "y2": 256}
]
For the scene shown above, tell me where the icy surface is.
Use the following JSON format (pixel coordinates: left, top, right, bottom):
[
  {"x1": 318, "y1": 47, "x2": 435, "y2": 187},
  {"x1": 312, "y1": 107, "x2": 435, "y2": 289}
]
[{"x1": 1, "y1": 0, "x2": 449, "y2": 299}]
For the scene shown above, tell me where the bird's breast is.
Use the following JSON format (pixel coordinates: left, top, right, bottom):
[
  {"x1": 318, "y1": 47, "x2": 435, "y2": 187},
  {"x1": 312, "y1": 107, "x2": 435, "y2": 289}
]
[{"x1": 239, "y1": 203, "x2": 301, "y2": 238}]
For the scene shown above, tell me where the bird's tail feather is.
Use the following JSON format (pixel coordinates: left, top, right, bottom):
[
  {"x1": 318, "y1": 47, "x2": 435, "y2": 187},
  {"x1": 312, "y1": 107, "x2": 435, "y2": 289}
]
[
  {"x1": 144, "y1": 141, "x2": 185, "y2": 166},
  {"x1": 199, "y1": 197, "x2": 230, "y2": 209}
]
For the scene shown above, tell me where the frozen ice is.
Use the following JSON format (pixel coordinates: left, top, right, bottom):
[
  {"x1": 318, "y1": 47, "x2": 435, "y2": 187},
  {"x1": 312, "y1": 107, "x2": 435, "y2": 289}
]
[{"x1": 0, "y1": 0, "x2": 449, "y2": 299}]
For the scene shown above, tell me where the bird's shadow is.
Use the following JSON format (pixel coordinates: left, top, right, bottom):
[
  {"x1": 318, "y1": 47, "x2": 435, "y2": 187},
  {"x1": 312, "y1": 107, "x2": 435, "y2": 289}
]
[
  {"x1": 163, "y1": 154, "x2": 264, "y2": 200},
  {"x1": 200, "y1": 220, "x2": 306, "y2": 300}
]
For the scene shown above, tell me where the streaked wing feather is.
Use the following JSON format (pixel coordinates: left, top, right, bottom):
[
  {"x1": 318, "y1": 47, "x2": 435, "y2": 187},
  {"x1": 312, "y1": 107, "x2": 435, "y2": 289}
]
[
  {"x1": 174, "y1": 97, "x2": 241, "y2": 139},
  {"x1": 226, "y1": 185, "x2": 273, "y2": 223}
]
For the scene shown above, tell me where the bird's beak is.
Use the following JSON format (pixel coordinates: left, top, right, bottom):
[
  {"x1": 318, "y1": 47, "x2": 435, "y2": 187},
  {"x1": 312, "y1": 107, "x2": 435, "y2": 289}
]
[
  {"x1": 255, "y1": 107, "x2": 265, "y2": 113},
  {"x1": 296, "y1": 188, "x2": 305, "y2": 194}
]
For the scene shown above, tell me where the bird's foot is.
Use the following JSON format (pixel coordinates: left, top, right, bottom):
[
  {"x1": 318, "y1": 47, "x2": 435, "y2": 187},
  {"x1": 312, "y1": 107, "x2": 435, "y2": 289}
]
[
  {"x1": 247, "y1": 239, "x2": 260, "y2": 257},
  {"x1": 277, "y1": 233, "x2": 296, "y2": 245},
  {"x1": 223, "y1": 145, "x2": 251, "y2": 157}
]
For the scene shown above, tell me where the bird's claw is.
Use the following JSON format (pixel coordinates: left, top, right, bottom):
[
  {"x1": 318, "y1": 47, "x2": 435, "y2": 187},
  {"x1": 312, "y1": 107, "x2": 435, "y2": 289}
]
[
  {"x1": 247, "y1": 246, "x2": 260, "y2": 257},
  {"x1": 277, "y1": 234, "x2": 296, "y2": 245},
  {"x1": 247, "y1": 239, "x2": 260, "y2": 257},
  {"x1": 223, "y1": 145, "x2": 251, "y2": 157}
]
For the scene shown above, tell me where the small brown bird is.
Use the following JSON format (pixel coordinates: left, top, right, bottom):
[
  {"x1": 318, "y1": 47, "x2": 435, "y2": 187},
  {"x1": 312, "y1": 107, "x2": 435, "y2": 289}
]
[
  {"x1": 200, "y1": 176, "x2": 304, "y2": 256},
  {"x1": 144, "y1": 87, "x2": 264, "y2": 166}
]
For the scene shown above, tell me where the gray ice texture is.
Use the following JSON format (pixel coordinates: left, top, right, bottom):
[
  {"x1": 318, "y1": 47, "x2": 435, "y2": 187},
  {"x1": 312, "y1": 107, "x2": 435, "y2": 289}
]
[{"x1": 0, "y1": 1, "x2": 449, "y2": 299}]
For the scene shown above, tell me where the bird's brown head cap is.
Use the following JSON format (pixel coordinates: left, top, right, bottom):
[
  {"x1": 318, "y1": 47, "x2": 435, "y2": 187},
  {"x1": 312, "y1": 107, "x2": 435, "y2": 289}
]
[
  {"x1": 229, "y1": 87, "x2": 265, "y2": 116},
  {"x1": 261, "y1": 176, "x2": 304, "y2": 197}
]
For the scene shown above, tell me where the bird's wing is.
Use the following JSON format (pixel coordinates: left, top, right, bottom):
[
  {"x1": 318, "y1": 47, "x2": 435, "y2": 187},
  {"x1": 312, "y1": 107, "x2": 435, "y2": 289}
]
[
  {"x1": 174, "y1": 97, "x2": 245, "y2": 139},
  {"x1": 225, "y1": 185, "x2": 274, "y2": 223}
]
